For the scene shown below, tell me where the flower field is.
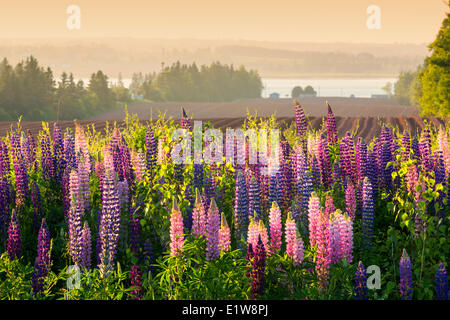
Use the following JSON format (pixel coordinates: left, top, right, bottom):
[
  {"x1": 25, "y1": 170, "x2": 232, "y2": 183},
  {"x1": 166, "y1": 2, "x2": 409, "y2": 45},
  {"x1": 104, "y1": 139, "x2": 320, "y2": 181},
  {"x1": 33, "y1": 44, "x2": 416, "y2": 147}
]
[{"x1": 0, "y1": 102, "x2": 448, "y2": 300}]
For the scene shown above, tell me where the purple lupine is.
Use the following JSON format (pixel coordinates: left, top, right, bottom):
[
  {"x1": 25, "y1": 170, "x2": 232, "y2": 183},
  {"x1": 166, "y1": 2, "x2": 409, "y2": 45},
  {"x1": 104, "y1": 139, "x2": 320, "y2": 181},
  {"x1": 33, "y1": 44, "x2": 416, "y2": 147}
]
[
  {"x1": 62, "y1": 166, "x2": 72, "y2": 220},
  {"x1": 219, "y1": 212, "x2": 231, "y2": 252},
  {"x1": 294, "y1": 101, "x2": 307, "y2": 137},
  {"x1": 63, "y1": 129, "x2": 76, "y2": 169},
  {"x1": 248, "y1": 175, "x2": 261, "y2": 219},
  {"x1": 26, "y1": 129, "x2": 37, "y2": 168},
  {"x1": 366, "y1": 151, "x2": 379, "y2": 201},
  {"x1": 436, "y1": 262, "x2": 448, "y2": 300},
  {"x1": 401, "y1": 130, "x2": 411, "y2": 161},
  {"x1": 80, "y1": 221, "x2": 92, "y2": 269},
  {"x1": 411, "y1": 136, "x2": 420, "y2": 161},
  {"x1": 75, "y1": 124, "x2": 91, "y2": 174},
  {"x1": 53, "y1": 122, "x2": 64, "y2": 181},
  {"x1": 0, "y1": 175, "x2": 11, "y2": 237},
  {"x1": 68, "y1": 170, "x2": 84, "y2": 265},
  {"x1": 20, "y1": 134, "x2": 31, "y2": 168},
  {"x1": 317, "y1": 134, "x2": 331, "y2": 189},
  {"x1": 354, "y1": 261, "x2": 368, "y2": 300},
  {"x1": 362, "y1": 177, "x2": 374, "y2": 249},
  {"x1": 381, "y1": 142, "x2": 393, "y2": 191},
  {"x1": 180, "y1": 107, "x2": 192, "y2": 131},
  {"x1": 193, "y1": 163, "x2": 204, "y2": 191},
  {"x1": 9, "y1": 128, "x2": 20, "y2": 161},
  {"x1": 130, "y1": 265, "x2": 143, "y2": 300},
  {"x1": 30, "y1": 181, "x2": 42, "y2": 230},
  {"x1": 32, "y1": 219, "x2": 51, "y2": 295},
  {"x1": 311, "y1": 155, "x2": 320, "y2": 189},
  {"x1": 145, "y1": 126, "x2": 157, "y2": 173},
  {"x1": 7, "y1": 209, "x2": 21, "y2": 260},
  {"x1": 326, "y1": 102, "x2": 337, "y2": 145},
  {"x1": 300, "y1": 170, "x2": 313, "y2": 212},
  {"x1": 332, "y1": 160, "x2": 343, "y2": 190},
  {"x1": 399, "y1": 249, "x2": 413, "y2": 300},
  {"x1": 143, "y1": 238, "x2": 155, "y2": 273},
  {"x1": 0, "y1": 140, "x2": 10, "y2": 176},
  {"x1": 129, "y1": 201, "x2": 142, "y2": 258},
  {"x1": 251, "y1": 236, "x2": 266, "y2": 299},
  {"x1": 419, "y1": 127, "x2": 433, "y2": 172},
  {"x1": 203, "y1": 171, "x2": 215, "y2": 212},
  {"x1": 40, "y1": 129, "x2": 55, "y2": 181},
  {"x1": 234, "y1": 171, "x2": 248, "y2": 240},
  {"x1": 14, "y1": 157, "x2": 28, "y2": 210},
  {"x1": 120, "y1": 141, "x2": 134, "y2": 186},
  {"x1": 355, "y1": 137, "x2": 367, "y2": 182},
  {"x1": 98, "y1": 152, "x2": 121, "y2": 276},
  {"x1": 345, "y1": 179, "x2": 356, "y2": 219},
  {"x1": 206, "y1": 199, "x2": 220, "y2": 261}
]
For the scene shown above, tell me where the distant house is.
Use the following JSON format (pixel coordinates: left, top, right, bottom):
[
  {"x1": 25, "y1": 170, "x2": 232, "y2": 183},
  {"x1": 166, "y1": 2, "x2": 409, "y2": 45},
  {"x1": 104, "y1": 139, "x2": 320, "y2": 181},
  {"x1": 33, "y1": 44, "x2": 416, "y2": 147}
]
[
  {"x1": 269, "y1": 92, "x2": 280, "y2": 99},
  {"x1": 371, "y1": 94, "x2": 389, "y2": 99}
]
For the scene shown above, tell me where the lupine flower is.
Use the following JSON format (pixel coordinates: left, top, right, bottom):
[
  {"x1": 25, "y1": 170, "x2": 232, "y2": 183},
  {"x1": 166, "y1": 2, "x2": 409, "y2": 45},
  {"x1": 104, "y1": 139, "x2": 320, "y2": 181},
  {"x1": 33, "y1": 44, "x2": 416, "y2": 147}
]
[
  {"x1": 145, "y1": 126, "x2": 157, "y2": 173},
  {"x1": 0, "y1": 175, "x2": 11, "y2": 237},
  {"x1": 436, "y1": 262, "x2": 448, "y2": 300},
  {"x1": 180, "y1": 107, "x2": 192, "y2": 131},
  {"x1": 193, "y1": 163, "x2": 204, "y2": 191},
  {"x1": 68, "y1": 170, "x2": 84, "y2": 265},
  {"x1": 131, "y1": 150, "x2": 146, "y2": 182},
  {"x1": 248, "y1": 175, "x2": 261, "y2": 219},
  {"x1": 419, "y1": 127, "x2": 433, "y2": 172},
  {"x1": 14, "y1": 158, "x2": 28, "y2": 209},
  {"x1": 246, "y1": 243, "x2": 254, "y2": 278},
  {"x1": 130, "y1": 265, "x2": 143, "y2": 300},
  {"x1": 269, "y1": 201, "x2": 282, "y2": 254},
  {"x1": 362, "y1": 177, "x2": 374, "y2": 249},
  {"x1": 311, "y1": 155, "x2": 320, "y2": 188},
  {"x1": 324, "y1": 193, "x2": 335, "y2": 220},
  {"x1": 30, "y1": 181, "x2": 42, "y2": 230},
  {"x1": 326, "y1": 102, "x2": 337, "y2": 145},
  {"x1": 301, "y1": 171, "x2": 313, "y2": 212},
  {"x1": 293, "y1": 230, "x2": 304, "y2": 266},
  {"x1": 402, "y1": 130, "x2": 411, "y2": 162},
  {"x1": 247, "y1": 217, "x2": 269, "y2": 255},
  {"x1": 294, "y1": 101, "x2": 307, "y2": 137},
  {"x1": 75, "y1": 123, "x2": 91, "y2": 174},
  {"x1": 80, "y1": 221, "x2": 92, "y2": 269},
  {"x1": 234, "y1": 171, "x2": 248, "y2": 239},
  {"x1": 437, "y1": 127, "x2": 449, "y2": 176},
  {"x1": 32, "y1": 219, "x2": 51, "y2": 295},
  {"x1": 63, "y1": 130, "x2": 76, "y2": 169},
  {"x1": 285, "y1": 212, "x2": 297, "y2": 258},
  {"x1": 366, "y1": 151, "x2": 379, "y2": 201},
  {"x1": 316, "y1": 208, "x2": 330, "y2": 291},
  {"x1": 98, "y1": 157, "x2": 121, "y2": 276},
  {"x1": 308, "y1": 192, "x2": 321, "y2": 247},
  {"x1": 339, "y1": 212, "x2": 353, "y2": 264},
  {"x1": 345, "y1": 179, "x2": 356, "y2": 219},
  {"x1": 317, "y1": 134, "x2": 331, "y2": 189},
  {"x1": 355, "y1": 137, "x2": 367, "y2": 182},
  {"x1": 329, "y1": 212, "x2": 341, "y2": 264},
  {"x1": 192, "y1": 189, "x2": 207, "y2": 238},
  {"x1": 26, "y1": 129, "x2": 37, "y2": 168},
  {"x1": 206, "y1": 199, "x2": 220, "y2": 261},
  {"x1": 354, "y1": 261, "x2": 368, "y2": 300},
  {"x1": 7, "y1": 209, "x2": 21, "y2": 260},
  {"x1": 399, "y1": 249, "x2": 413, "y2": 300},
  {"x1": 143, "y1": 238, "x2": 154, "y2": 273},
  {"x1": 251, "y1": 236, "x2": 266, "y2": 299},
  {"x1": 169, "y1": 199, "x2": 184, "y2": 256},
  {"x1": 77, "y1": 156, "x2": 90, "y2": 214},
  {"x1": 332, "y1": 160, "x2": 343, "y2": 190},
  {"x1": 53, "y1": 123, "x2": 64, "y2": 181},
  {"x1": 203, "y1": 171, "x2": 215, "y2": 212},
  {"x1": 219, "y1": 212, "x2": 231, "y2": 252},
  {"x1": 129, "y1": 202, "x2": 142, "y2": 258}
]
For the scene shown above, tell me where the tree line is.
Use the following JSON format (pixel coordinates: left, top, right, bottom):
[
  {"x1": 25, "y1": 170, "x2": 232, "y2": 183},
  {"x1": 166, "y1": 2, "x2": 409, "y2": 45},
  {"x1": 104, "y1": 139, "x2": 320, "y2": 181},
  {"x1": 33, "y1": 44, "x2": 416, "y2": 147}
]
[
  {"x1": 129, "y1": 61, "x2": 263, "y2": 102},
  {"x1": 391, "y1": 2, "x2": 449, "y2": 117}
]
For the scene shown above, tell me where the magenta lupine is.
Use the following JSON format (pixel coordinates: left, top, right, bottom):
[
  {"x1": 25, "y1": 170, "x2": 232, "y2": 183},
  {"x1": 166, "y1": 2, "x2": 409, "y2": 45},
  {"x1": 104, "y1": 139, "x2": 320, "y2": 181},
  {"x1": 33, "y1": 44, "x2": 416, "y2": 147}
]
[
  {"x1": 206, "y1": 199, "x2": 220, "y2": 261},
  {"x1": 192, "y1": 189, "x2": 207, "y2": 238},
  {"x1": 326, "y1": 102, "x2": 337, "y2": 145},
  {"x1": 294, "y1": 101, "x2": 307, "y2": 137},
  {"x1": 251, "y1": 236, "x2": 266, "y2": 299},
  {"x1": 269, "y1": 201, "x2": 282, "y2": 255},
  {"x1": 399, "y1": 249, "x2": 413, "y2": 300},
  {"x1": 285, "y1": 212, "x2": 297, "y2": 258},
  {"x1": 130, "y1": 265, "x2": 143, "y2": 300},
  {"x1": 316, "y1": 209, "x2": 330, "y2": 291},
  {"x1": 68, "y1": 170, "x2": 84, "y2": 265},
  {"x1": 169, "y1": 199, "x2": 184, "y2": 256},
  {"x1": 7, "y1": 209, "x2": 21, "y2": 260},
  {"x1": 32, "y1": 219, "x2": 51, "y2": 295},
  {"x1": 355, "y1": 137, "x2": 367, "y2": 182},
  {"x1": 308, "y1": 192, "x2": 321, "y2": 247},
  {"x1": 219, "y1": 212, "x2": 231, "y2": 252},
  {"x1": 345, "y1": 179, "x2": 356, "y2": 219},
  {"x1": 80, "y1": 221, "x2": 92, "y2": 269},
  {"x1": 317, "y1": 134, "x2": 331, "y2": 189}
]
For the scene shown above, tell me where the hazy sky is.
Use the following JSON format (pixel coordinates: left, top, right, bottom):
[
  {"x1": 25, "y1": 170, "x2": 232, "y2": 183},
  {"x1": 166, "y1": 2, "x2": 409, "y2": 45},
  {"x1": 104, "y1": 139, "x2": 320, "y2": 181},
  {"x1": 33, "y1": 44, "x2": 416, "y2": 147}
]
[{"x1": 0, "y1": 0, "x2": 447, "y2": 43}]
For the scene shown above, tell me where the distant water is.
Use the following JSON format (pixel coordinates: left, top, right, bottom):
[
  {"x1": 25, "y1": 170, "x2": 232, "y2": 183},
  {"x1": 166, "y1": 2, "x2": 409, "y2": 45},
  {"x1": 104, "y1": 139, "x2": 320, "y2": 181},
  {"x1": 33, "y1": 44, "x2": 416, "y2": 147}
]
[
  {"x1": 261, "y1": 78, "x2": 397, "y2": 98},
  {"x1": 88, "y1": 77, "x2": 397, "y2": 99}
]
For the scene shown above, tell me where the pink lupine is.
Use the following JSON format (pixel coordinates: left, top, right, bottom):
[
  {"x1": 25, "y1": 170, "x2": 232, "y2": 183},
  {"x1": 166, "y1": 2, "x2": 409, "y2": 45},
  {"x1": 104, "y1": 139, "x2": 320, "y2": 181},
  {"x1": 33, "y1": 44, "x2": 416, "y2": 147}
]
[
  {"x1": 285, "y1": 212, "x2": 297, "y2": 258},
  {"x1": 329, "y1": 212, "x2": 342, "y2": 264},
  {"x1": 80, "y1": 221, "x2": 92, "y2": 269},
  {"x1": 206, "y1": 199, "x2": 220, "y2": 261},
  {"x1": 345, "y1": 179, "x2": 356, "y2": 219},
  {"x1": 75, "y1": 123, "x2": 91, "y2": 174},
  {"x1": 192, "y1": 189, "x2": 207, "y2": 238},
  {"x1": 324, "y1": 193, "x2": 334, "y2": 220},
  {"x1": 219, "y1": 212, "x2": 231, "y2": 252},
  {"x1": 269, "y1": 201, "x2": 282, "y2": 255},
  {"x1": 293, "y1": 230, "x2": 305, "y2": 266},
  {"x1": 339, "y1": 212, "x2": 353, "y2": 264},
  {"x1": 131, "y1": 150, "x2": 146, "y2": 181},
  {"x1": 257, "y1": 220, "x2": 270, "y2": 255},
  {"x1": 247, "y1": 218, "x2": 269, "y2": 255},
  {"x1": 170, "y1": 199, "x2": 184, "y2": 256},
  {"x1": 315, "y1": 208, "x2": 331, "y2": 291},
  {"x1": 308, "y1": 192, "x2": 321, "y2": 247}
]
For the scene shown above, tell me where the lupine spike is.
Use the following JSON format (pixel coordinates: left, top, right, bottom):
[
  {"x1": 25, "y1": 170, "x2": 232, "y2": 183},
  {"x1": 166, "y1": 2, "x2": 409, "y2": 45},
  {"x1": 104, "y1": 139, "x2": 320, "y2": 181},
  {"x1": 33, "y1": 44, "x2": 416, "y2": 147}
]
[
  {"x1": 399, "y1": 249, "x2": 413, "y2": 300},
  {"x1": 354, "y1": 261, "x2": 368, "y2": 300},
  {"x1": 7, "y1": 209, "x2": 21, "y2": 260},
  {"x1": 206, "y1": 199, "x2": 220, "y2": 261},
  {"x1": 169, "y1": 198, "x2": 184, "y2": 256}
]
